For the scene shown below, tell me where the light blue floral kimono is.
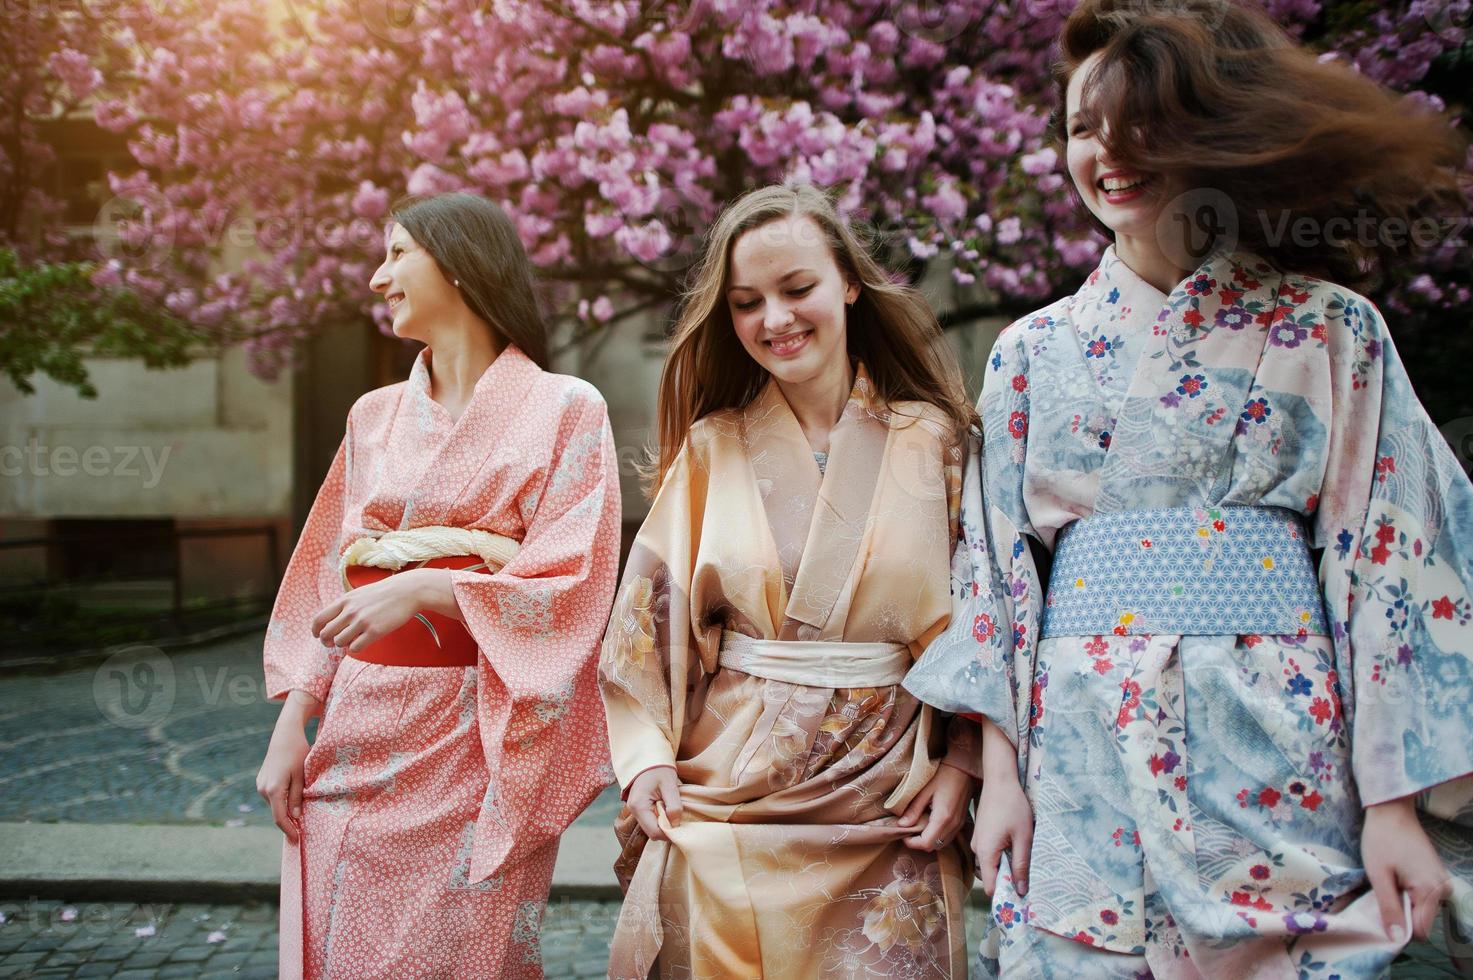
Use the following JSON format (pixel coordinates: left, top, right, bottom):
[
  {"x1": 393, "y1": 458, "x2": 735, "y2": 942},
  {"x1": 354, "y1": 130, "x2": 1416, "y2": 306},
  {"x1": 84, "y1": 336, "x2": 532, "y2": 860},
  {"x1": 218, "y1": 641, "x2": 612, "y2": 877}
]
[{"x1": 906, "y1": 247, "x2": 1473, "y2": 979}]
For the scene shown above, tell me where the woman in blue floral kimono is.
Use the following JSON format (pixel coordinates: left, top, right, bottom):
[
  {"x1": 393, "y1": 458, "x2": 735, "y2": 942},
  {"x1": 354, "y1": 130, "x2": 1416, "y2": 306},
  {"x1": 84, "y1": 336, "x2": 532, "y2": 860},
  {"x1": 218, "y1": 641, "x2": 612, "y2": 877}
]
[{"x1": 906, "y1": 1, "x2": 1473, "y2": 977}]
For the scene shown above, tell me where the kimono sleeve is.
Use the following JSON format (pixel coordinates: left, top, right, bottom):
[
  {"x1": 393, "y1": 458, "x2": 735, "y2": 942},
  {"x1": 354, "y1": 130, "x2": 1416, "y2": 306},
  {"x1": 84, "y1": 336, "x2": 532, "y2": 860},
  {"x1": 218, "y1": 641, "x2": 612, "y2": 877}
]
[
  {"x1": 599, "y1": 433, "x2": 711, "y2": 793},
  {"x1": 263, "y1": 423, "x2": 351, "y2": 703},
  {"x1": 905, "y1": 326, "x2": 1045, "y2": 778},
  {"x1": 931, "y1": 436, "x2": 985, "y2": 782},
  {"x1": 1314, "y1": 293, "x2": 1473, "y2": 806},
  {"x1": 448, "y1": 387, "x2": 622, "y2": 882}
]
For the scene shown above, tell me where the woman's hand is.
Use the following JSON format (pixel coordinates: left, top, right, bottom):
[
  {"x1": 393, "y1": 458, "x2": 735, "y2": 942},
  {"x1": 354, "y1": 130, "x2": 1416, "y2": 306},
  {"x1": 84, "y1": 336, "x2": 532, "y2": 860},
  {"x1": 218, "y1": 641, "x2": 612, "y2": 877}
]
[
  {"x1": 972, "y1": 716, "x2": 1032, "y2": 896},
  {"x1": 899, "y1": 763, "x2": 977, "y2": 851},
  {"x1": 624, "y1": 766, "x2": 683, "y2": 842},
  {"x1": 1364, "y1": 796, "x2": 1451, "y2": 941},
  {"x1": 972, "y1": 769, "x2": 1033, "y2": 897},
  {"x1": 312, "y1": 568, "x2": 456, "y2": 653},
  {"x1": 256, "y1": 690, "x2": 323, "y2": 844}
]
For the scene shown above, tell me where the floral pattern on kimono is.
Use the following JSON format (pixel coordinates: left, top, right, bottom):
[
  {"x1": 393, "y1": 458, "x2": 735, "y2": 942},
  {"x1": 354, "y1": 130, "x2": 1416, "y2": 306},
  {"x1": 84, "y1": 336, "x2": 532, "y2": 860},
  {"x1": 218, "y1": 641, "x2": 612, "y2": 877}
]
[
  {"x1": 599, "y1": 365, "x2": 980, "y2": 980},
  {"x1": 905, "y1": 248, "x2": 1473, "y2": 979}
]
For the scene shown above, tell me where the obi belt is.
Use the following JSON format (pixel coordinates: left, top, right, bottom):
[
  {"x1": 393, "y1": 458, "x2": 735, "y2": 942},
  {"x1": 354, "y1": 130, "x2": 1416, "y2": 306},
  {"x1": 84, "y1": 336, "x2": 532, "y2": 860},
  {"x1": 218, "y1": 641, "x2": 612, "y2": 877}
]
[
  {"x1": 718, "y1": 630, "x2": 911, "y2": 687},
  {"x1": 338, "y1": 526, "x2": 520, "y2": 667},
  {"x1": 1041, "y1": 505, "x2": 1330, "y2": 639}
]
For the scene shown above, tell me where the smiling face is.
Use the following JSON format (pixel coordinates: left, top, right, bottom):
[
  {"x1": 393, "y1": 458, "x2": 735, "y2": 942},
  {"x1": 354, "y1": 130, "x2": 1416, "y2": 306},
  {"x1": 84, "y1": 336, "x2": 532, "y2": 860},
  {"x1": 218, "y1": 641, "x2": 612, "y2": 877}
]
[
  {"x1": 725, "y1": 212, "x2": 859, "y2": 390},
  {"x1": 368, "y1": 222, "x2": 461, "y2": 344},
  {"x1": 1065, "y1": 51, "x2": 1169, "y2": 242}
]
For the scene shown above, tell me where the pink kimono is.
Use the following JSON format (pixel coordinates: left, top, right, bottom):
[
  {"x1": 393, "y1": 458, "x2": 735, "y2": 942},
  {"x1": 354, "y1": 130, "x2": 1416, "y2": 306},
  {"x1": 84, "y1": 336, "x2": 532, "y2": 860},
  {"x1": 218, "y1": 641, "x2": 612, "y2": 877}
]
[{"x1": 264, "y1": 345, "x2": 620, "y2": 978}]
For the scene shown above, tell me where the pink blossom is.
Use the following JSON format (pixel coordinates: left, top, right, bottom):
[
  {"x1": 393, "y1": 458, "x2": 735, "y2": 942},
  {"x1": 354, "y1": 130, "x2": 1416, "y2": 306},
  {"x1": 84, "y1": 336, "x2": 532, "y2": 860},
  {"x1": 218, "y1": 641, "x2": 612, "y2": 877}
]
[
  {"x1": 2, "y1": 0, "x2": 1455, "y2": 385},
  {"x1": 908, "y1": 237, "x2": 940, "y2": 259},
  {"x1": 1056, "y1": 236, "x2": 1105, "y2": 268},
  {"x1": 90, "y1": 261, "x2": 124, "y2": 290},
  {"x1": 549, "y1": 87, "x2": 601, "y2": 117},
  {"x1": 1408, "y1": 274, "x2": 1443, "y2": 302},
  {"x1": 922, "y1": 181, "x2": 967, "y2": 224},
  {"x1": 351, "y1": 182, "x2": 390, "y2": 220},
  {"x1": 583, "y1": 212, "x2": 623, "y2": 238},
  {"x1": 93, "y1": 99, "x2": 139, "y2": 132},
  {"x1": 724, "y1": 13, "x2": 794, "y2": 74},
  {"x1": 405, "y1": 163, "x2": 463, "y2": 196},
  {"x1": 615, "y1": 220, "x2": 673, "y2": 263},
  {"x1": 405, "y1": 85, "x2": 473, "y2": 163},
  {"x1": 1020, "y1": 147, "x2": 1058, "y2": 176},
  {"x1": 44, "y1": 47, "x2": 101, "y2": 104}
]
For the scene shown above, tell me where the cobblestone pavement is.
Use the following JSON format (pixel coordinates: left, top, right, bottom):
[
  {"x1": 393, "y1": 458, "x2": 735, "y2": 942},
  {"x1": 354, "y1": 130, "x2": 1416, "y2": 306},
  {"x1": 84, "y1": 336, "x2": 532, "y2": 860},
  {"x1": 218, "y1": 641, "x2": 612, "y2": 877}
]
[
  {"x1": 0, "y1": 632, "x2": 622, "y2": 830},
  {"x1": 0, "y1": 897, "x2": 621, "y2": 978},
  {"x1": 0, "y1": 898, "x2": 1463, "y2": 978},
  {"x1": 0, "y1": 637, "x2": 1466, "y2": 977}
]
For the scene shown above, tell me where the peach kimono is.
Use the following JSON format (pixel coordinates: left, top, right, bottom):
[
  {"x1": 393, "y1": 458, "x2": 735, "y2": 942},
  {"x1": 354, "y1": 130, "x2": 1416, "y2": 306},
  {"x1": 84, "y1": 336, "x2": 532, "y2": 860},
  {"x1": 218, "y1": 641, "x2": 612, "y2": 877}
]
[
  {"x1": 264, "y1": 346, "x2": 621, "y2": 979},
  {"x1": 599, "y1": 367, "x2": 980, "y2": 979}
]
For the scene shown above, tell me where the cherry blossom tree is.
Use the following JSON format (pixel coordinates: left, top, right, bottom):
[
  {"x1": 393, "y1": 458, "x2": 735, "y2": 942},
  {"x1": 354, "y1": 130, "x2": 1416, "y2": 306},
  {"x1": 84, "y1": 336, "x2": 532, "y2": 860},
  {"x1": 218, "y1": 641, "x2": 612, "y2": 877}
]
[
  {"x1": 0, "y1": 0, "x2": 123, "y2": 250},
  {"x1": 0, "y1": 0, "x2": 200, "y2": 394},
  {"x1": 5, "y1": 0, "x2": 1468, "y2": 383}
]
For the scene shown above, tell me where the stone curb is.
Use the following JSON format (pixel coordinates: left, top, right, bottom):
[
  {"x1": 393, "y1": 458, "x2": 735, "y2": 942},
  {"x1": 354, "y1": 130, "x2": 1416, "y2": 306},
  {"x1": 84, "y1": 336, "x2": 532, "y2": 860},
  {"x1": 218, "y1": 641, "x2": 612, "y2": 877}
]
[{"x1": 0, "y1": 822, "x2": 623, "y2": 904}]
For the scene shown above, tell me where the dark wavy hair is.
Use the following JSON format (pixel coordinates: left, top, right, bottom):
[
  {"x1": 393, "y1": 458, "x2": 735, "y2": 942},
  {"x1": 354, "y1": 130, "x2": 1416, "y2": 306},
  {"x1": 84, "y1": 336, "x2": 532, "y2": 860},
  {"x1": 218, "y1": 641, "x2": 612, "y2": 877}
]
[
  {"x1": 389, "y1": 192, "x2": 549, "y2": 368},
  {"x1": 1054, "y1": 0, "x2": 1467, "y2": 285}
]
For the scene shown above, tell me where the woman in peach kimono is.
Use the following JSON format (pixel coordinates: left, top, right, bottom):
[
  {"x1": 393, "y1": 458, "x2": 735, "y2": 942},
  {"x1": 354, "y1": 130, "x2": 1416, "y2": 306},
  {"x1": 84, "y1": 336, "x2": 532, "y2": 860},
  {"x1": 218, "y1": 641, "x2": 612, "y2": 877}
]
[
  {"x1": 255, "y1": 192, "x2": 620, "y2": 979},
  {"x1": 599, "y1": 184, "x2": 982, "y2": 978}
]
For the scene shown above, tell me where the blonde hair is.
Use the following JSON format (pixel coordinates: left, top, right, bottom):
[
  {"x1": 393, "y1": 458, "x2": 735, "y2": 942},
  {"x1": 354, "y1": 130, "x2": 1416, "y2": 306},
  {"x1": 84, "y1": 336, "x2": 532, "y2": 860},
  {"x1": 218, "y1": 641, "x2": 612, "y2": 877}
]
[{"x1": 645, "y1": 183, "x2": 977, "y2": 496}]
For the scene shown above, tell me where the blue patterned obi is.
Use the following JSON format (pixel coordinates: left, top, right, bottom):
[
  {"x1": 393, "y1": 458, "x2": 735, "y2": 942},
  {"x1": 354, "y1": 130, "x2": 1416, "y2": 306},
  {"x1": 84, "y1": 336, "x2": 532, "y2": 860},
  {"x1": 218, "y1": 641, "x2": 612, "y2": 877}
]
[{"x1": 1041, "y1": 505, "x2": 1329, "y2": 638}]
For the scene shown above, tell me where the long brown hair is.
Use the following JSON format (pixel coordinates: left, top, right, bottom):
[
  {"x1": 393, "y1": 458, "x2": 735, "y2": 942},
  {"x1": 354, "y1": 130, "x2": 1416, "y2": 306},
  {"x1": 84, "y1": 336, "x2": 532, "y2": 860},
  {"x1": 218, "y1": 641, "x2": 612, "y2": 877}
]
[
  {"x1": 646, "y1": 183, "x2": 976, "y2": 495},
  {"x1": 1054, "y1": 0, "x2": 1466, "y2": 284},
  {"x1": 389, "y1": 192, "x2": 549, "y2": 368}
]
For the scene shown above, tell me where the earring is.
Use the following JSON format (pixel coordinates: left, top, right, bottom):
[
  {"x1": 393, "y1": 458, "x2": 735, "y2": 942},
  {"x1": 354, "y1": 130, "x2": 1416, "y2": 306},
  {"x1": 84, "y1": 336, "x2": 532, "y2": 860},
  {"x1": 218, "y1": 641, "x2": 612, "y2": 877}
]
[{"x1": 454, "y1": 279, "x2": 460, "y2": 287}]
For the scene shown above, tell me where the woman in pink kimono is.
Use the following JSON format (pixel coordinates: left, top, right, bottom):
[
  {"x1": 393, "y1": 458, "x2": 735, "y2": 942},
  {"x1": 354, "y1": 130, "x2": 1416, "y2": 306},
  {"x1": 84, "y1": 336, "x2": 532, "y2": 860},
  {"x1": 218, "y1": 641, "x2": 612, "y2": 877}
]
[
  {"x1": 599, "y1": 183, "x2": 983, "y2": 978},
  {"x1": 905, "y1": 1, "x2": 1473, "y2": 977},
  {"x1": 255, "y1": 192, "x2": 621, "y2": 979}
]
